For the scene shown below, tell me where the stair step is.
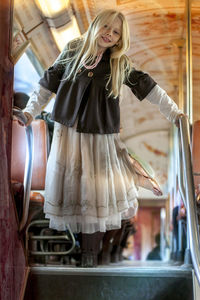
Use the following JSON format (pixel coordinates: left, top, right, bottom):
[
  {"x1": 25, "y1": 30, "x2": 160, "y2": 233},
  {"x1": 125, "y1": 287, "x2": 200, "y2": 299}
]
[{"x1": 24, "y1": 262, "x2": 194, "y2": 300}]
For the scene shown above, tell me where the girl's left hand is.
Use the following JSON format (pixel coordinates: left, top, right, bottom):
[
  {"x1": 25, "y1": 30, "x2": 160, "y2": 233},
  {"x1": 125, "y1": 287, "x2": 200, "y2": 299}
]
[{"x1": 175, "y1": 113, "x2": 186, "y2": 127}]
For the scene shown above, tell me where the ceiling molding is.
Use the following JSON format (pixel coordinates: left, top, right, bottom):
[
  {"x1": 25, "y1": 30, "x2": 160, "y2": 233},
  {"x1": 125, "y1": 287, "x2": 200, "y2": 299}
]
[{"x1": 71, "y1": 0, "x2": 96, "y2": 34}]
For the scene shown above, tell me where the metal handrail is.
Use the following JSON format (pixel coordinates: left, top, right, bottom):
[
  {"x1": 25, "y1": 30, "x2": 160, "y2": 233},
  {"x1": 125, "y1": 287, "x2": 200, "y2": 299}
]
[
  {"x1": 13, "y1": 109, "x2": 76, "y2": 258},
  {"x1": 178, "y1": 133, "x2": 186, "y2": 207},
  {"x1": 178, "y1": 114, "x2": 200, "y2": 283},
  {"x1": 25, "y1": 220, "x2": 76, "y2": 256},
  {"x1": 13, "y1": 108, "x2": 34, "y2": 231}
]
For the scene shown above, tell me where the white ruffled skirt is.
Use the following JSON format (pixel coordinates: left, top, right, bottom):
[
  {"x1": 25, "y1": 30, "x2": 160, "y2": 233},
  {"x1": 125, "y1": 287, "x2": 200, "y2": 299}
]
[{"x1": 44, "y1": 122, "x2": 139, "y2": 233}]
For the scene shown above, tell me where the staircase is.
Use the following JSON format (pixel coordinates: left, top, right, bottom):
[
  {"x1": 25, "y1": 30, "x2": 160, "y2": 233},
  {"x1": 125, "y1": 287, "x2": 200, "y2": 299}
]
[{"x1": 24, "y1": 261, "x2": 194, "y2": 300}]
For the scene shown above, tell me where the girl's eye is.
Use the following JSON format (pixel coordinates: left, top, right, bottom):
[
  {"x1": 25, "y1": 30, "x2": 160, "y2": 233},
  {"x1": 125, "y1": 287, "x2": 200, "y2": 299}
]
[
  {"x1": 104, "y1": 24, "x2": 108, "y2": 28},
  {"x1": 114, "y1": 31, "x2": 119, "y2": 35}
]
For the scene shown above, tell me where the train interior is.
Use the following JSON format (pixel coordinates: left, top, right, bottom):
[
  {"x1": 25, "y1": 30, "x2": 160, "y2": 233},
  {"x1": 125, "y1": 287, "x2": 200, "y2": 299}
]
[{"x1": 1, "y1": 0, "x2": 200, "y2": 299}]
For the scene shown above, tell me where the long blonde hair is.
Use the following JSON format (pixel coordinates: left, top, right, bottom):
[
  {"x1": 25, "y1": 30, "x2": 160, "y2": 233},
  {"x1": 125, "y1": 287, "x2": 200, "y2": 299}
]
[{"x1": 57, "y1": 9, "x2": 133, "y2": 98}]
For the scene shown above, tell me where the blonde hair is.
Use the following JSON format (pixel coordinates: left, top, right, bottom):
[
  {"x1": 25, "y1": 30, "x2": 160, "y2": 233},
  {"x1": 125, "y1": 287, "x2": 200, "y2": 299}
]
[{"x1": 57, "y1": 9, "x2": 133, "y2": 98}]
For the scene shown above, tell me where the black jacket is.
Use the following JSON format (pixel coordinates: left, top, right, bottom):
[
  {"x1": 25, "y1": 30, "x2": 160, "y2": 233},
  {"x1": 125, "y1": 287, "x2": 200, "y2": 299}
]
[{"x1": 39, "y1": 48, "x2": 156, "y2": 134}]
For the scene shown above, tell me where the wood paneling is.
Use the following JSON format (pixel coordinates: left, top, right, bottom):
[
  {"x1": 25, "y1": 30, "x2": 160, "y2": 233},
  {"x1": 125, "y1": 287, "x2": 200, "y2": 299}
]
[{"x1": 0, "y1": 1, "x2": 27, "y2": 299}]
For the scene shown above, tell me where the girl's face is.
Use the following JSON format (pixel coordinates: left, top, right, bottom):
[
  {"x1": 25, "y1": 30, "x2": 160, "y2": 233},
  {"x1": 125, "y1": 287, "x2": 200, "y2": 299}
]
[{"x1": 97, "y1": 17, "x2": 122, "y2": 52}]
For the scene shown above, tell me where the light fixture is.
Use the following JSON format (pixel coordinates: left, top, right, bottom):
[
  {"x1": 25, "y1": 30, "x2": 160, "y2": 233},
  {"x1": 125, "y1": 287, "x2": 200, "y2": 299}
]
[
  {"x1": 35, "y1": 0, "x2": 71, "y2": 28},
  {"x1": 35, "y1": 0, "x2": 70, "y2": 18},
  {"x1": 51, "y1": 16, "x2": 80, "y2": 51},
  {"x1": 35, "y1": 0, "x2": 81, "y2": 51}
]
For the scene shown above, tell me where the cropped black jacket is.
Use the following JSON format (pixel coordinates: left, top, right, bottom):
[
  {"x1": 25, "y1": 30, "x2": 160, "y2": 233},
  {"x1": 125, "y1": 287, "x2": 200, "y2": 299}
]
[{"x1": 39, "y1": 48, "x2": 156, "y2": 134}]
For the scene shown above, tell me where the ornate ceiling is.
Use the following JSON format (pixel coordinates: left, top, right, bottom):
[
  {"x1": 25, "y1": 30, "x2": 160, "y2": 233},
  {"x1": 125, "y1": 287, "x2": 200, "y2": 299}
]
[
  {"x1": 14, "y1": 0, "x2": 200, "y2": 119},
  {"x1": 75, "y1": 0, "x2": 200, "y2": 120}
]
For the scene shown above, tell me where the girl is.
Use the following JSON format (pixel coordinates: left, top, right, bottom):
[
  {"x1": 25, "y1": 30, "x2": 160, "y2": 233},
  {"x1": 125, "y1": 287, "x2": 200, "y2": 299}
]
[{"x1": 23, "y1": 9, "x2": 182, "y2": 265}]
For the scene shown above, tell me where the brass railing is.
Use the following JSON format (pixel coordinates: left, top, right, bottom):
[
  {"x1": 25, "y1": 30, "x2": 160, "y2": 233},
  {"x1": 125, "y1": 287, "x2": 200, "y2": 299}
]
[
  {"x1": 13, "y1": 108, "x2": 34, "y2": 231},
  {"x1": 178, "y1": 114, "x2": 200, "y2": 284},
  {"x1": 12, "y1": 108, "x2": 75, "y2": 256}
]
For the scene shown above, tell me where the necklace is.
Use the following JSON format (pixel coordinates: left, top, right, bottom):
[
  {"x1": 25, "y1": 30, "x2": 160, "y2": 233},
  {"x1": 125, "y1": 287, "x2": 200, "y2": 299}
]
[{"x1": 83, "y1": 52, "x2": 103, "y2": 69}]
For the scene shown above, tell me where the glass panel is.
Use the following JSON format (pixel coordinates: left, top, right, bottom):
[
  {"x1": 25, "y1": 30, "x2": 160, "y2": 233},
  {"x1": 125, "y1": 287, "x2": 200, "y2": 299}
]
[{"x1": 14, "y1": 49, "x2": 41, "y2": 96}]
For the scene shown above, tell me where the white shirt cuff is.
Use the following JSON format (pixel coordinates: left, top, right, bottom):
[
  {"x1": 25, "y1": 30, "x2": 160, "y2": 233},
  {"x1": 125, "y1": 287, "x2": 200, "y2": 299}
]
[
  {"x1": 146, "y1": 85, "x2": 182, "y2": 123},
  {"x1": 23, "y1": 84, "x2": 52, "y2": 118}
]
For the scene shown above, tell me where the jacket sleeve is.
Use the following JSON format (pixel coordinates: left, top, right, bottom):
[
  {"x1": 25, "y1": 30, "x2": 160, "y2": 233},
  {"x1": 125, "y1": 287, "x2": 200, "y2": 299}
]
[
  {"x1": 23, "y1": 39, "x2": 82, "y2": 118},
  {"x1": 124, "y1": 68, "x2": 157, "y2": 100},
  {"x1": 39, "y1": 45, "x2": 69, "y2": 94},
  {"x1": 23, "y1": 84, "x2": 52, "y2": 118},
  {"x1": 39, "y1": 38, "x2": 82, "y2": 93},
  {"x1": 146, "y1": 84, "x2": 183, "y2": 123}
]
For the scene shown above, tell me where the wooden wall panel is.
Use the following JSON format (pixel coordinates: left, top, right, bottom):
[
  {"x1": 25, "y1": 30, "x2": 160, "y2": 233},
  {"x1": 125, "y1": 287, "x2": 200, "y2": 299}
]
[{"x1": 0, "y1": 1, "x2": 27, "y2": 299}]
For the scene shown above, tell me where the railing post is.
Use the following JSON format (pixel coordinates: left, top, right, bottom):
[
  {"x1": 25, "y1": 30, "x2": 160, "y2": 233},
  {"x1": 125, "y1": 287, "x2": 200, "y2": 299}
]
[
  {"x1": 13, "y1": 109, "x2": 34, "y2": 231},
  {"x1": 185, "y1": 0, "x2": 193, "y2": 123},
  {"x1": 179, "y1": 115, "x2": 200, "y2": 283},
  {"x1": 172, "y1": 39, "x2": 185, "y2": 112},
  {"x1": 184, "y1": 223, "x2": 192, "y2": 266}
]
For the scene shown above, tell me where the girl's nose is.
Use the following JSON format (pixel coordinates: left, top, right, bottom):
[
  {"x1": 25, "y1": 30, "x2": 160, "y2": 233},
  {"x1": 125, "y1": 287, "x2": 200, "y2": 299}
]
[
  {"x1": 106, "y1": 31, "x2": 112, "y2": 37},
  {"x1": 106, "y1": 27, "x2": 112, "y2": 36}
]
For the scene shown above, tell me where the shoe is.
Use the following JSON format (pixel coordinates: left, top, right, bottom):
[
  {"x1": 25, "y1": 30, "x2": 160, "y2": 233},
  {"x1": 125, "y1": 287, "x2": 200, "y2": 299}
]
[{"x1": 81, "y1": 252, "x2": 97, "y2": 267}]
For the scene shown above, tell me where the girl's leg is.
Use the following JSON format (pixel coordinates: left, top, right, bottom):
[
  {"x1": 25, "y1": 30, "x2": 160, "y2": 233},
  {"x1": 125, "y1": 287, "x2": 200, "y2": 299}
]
[
  {"x1": 110, "y1": 221, "x2": 127, "y2": 263},
  {"x1": 98, "y1": 229, "x2": 119, "y2": 265},
  {"x1": 81, "y1": 232, "x2": 104, "y2": 267}
]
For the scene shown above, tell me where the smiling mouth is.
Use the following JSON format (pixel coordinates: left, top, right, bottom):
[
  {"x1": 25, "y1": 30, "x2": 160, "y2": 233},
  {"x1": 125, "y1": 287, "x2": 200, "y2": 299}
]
[{"x1": 101, "y1": 36, "x2": 111, "y2": 43}]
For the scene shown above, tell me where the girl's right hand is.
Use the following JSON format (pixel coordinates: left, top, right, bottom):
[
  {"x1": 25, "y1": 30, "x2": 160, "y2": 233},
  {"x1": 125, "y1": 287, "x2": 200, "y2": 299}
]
[
  {"x1": 24, "y1": 112, "x2": 33, "y2": 126},
  {"x1": 13, "y1": 109, "x2": 33, "y2": 126}
]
